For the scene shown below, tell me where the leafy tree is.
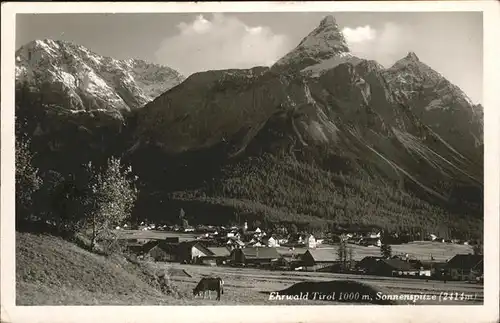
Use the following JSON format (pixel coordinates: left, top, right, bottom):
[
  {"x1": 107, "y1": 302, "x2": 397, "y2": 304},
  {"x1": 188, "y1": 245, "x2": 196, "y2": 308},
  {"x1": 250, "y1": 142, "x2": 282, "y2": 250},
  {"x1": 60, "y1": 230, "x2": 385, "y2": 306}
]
[
  {"x1": 347, "y1": 247, "x2": 354, "y2": 271},
  {"x1": 473, "y1": 243, "x2": 483, "y2": 255},
  {"x1": 51, "y1": 175, "x2": 89, "y2": 233},
  {"x1": 381, "y1": 244, "x2": 392, "y2": 259},
  {"x1": 380, "y1": 230, "x2": 392, "y2": 259},
  {"x1": 15, "y1": 134, "x2": 42, "y2": 223},
  {"x1": 85, "y1": 157, "x2": 138, "y2": 251},
  {"x1": 337, "y1": 240, "x2": 348, "y2": 271}
]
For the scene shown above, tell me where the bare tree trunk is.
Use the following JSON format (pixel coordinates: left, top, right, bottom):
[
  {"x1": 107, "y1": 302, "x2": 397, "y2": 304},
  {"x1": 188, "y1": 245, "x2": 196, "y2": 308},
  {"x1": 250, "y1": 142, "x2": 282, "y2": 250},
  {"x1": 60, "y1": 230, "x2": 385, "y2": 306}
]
[{"x1": 90, "y1": 213, "x2": 97, "y2": 252}]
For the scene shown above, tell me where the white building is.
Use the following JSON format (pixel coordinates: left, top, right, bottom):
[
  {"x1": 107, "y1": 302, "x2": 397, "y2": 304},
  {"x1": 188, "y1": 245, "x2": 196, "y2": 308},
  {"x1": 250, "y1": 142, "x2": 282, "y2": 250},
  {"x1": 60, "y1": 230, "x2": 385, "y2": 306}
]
[
  {"x1": 305, "y1": 234, "x2": 317, "y2": 249},
  {"x1": 266, "y1": 236, "x2": 279, "y2": 247}
]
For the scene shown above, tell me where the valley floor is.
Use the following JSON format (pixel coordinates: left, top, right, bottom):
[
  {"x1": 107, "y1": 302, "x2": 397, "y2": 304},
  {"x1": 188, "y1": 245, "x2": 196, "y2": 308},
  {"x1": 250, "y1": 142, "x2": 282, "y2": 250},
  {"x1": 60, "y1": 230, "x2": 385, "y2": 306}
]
[
  {"x1": 15, "y1": 232, "x2": 482, "y2": 306},
  {"x1": 152, "y1": 262, "x2": 484, "y2": 305}
]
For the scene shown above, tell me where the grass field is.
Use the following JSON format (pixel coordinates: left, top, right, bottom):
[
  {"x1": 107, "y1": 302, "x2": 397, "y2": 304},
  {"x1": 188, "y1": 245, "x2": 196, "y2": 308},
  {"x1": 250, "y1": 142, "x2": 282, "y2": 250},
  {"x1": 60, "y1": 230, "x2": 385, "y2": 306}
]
[{"x1": 154, "y1": 262, "x2": 484, "y2": 305}]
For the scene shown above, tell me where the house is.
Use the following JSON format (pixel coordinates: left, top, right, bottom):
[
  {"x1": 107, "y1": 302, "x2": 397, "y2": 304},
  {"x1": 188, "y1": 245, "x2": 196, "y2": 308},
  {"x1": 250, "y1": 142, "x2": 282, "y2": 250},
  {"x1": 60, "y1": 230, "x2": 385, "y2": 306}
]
[
  {"x1": 230, "y1": 247, "x2": 280, "y2": 265},
  {"x1": 415, "y1": 261, "x2": 448, "y2": 277},
  {"x1": 356, "y1": 257, "x2": 419, "y2": 277},
  {"x1": 141, "y1": 241, "x2": 179, "y2": 262},
  {"x1": 263, "y1": 236, "x2": 280, "y2": 247},
  {"x1": 178, "y1": 241, "x2": 213, "y2": 264},
  {"x1": 286, "y1": 233, "x2": 305, "y2": 245},
  {"x1": 247, "y1": 240, "x2": 264, "y2": 247},
  {"x1": 305, "y1": 234, "x2": 317, "y2": 249},
  {"x1": 356, "y1": 256, "x2": 384, "y2": 274},
  {"x1": 194, "y1": 246, "x2": 231, "y2": 265},
  {"x1": 359, "y1": 237, "x2": 382, "y2": 247},
  {"x1": 374, "y1": 259, "x2": 420, "y2": 277},
  {"x1": 226, "y1": 237, "x2": 245, "y2": 249},
  {"x1": 126, "y1": 242, "x2": 144, "y2": 254},
  {"x1": 202, "y1": 246, "x2": 232, "y2": 265},
  {"x1": 445, "y1": 254, "x2": 483, "y2": 281},
  {"x1": 301, "y1": 249, "x2": 339, "y2": 271}
]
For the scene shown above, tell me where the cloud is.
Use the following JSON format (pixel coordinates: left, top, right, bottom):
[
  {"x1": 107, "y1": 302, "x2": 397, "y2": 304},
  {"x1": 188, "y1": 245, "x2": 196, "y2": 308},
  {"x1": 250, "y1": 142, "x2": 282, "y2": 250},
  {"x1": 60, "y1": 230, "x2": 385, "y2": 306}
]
[
  {"x1": 342, "y1": 25, "x2": 376, "y2": 43},
  {"x1": 343, "y1": 22, "x2": 413, "y2": 67},
  {"x1": 155, "y1": 14, "x2": 291, "y2": 76}
]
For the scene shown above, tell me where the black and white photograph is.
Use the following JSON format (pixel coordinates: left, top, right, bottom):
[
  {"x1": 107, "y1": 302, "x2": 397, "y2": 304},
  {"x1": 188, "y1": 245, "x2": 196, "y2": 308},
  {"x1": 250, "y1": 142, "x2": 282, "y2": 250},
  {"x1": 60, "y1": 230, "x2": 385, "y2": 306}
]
[{"x1": 1, "y1": 2, "x2": 499, "y2": 323}]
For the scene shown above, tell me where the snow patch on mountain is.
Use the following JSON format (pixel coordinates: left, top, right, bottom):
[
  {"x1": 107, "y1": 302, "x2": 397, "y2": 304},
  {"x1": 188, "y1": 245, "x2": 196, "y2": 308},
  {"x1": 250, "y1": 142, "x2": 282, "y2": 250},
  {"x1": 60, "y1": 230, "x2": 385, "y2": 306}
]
[
  {"x1": 15, "y1": 39, "x2": 185, "y2": 115},
  {"x1": 301, "y1": 52, "x2": 363, "y2": 77}
]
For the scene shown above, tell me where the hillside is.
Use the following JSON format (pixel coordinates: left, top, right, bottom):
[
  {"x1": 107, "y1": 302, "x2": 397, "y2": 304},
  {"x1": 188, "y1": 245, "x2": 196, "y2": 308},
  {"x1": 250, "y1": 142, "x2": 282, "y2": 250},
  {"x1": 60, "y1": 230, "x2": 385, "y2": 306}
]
[{"x1": 16, "y1": 232, "x2": 182, "y2": 305}]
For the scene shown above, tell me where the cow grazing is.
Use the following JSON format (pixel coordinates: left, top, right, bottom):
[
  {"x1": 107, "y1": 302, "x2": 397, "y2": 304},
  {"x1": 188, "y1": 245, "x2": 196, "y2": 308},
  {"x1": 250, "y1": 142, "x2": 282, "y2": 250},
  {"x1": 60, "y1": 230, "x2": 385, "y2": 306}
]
[{"x1": 193, "y1": 277, "x2": 224, "y2": 301}]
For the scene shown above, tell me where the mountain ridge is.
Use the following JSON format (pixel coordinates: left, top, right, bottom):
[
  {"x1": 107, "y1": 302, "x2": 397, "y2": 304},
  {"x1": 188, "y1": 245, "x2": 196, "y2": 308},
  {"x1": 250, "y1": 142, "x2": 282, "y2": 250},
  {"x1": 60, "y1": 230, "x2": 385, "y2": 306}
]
[
  {"x1": 16, "y1": 39, "x2": 185, "y2": 119},
  {"x1": 15, "y1": 16, "x2": 484, "y2": 237}
]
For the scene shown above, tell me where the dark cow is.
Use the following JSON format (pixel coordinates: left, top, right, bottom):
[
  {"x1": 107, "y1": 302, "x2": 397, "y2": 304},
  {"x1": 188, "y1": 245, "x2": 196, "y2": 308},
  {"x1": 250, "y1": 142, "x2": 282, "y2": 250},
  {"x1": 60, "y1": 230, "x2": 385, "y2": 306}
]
[{"x1": 193, "y1": 277, "x2": 224, "y2": 301}]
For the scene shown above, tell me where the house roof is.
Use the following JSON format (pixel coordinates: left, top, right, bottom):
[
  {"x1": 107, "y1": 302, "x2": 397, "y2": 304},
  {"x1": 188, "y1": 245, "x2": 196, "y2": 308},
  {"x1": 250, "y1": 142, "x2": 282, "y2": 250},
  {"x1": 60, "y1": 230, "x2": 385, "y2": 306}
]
[
  {"x1": 207, "y1": 247, "x2": 231, "y2": 257},
  {"x1": 303, "y1": 249, "x2": 337, "y2": 262},
  {"x1": 379, "y1": 259, "x2": 418, "y2": 271},
  {"x1": 142, "y1": 241, "x2": 179, "y2": 254},
  {"x1": 357, "y1": 256, "x2": 383, "y2": 264},
  {"x1": 445, "y1": 254, "x2": 483, "y2": 270},
  {"x1": 142, "y1": 240, "x2": 160, "y2": 253},
  {"x1": 239, "y1": 247, "x2": 280, "y2": 259},
  {"x1": 420, "y1": 261, "x2": 447, "y2": 270},
  {"x1": 178, "y1": 241, "x2": 213, "y2": 256}
]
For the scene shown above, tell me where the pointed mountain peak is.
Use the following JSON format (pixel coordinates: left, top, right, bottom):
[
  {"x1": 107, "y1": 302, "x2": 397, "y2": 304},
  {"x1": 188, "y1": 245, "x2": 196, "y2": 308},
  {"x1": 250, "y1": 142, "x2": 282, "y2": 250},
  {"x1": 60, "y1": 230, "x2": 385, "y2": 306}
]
[
  {"x1": 388, "y1": 51, "x2": 424, "y2": 70},
  {"x1": 404, "y1": 51, "x2": 420, "y2": 62},
  {"x1": 319, "y1": 15, "x2": 337, "y2": 27},
  {"x1": 296, "y1": 15, "x2": 347, "y2": 51},
  {"x1": 272, "y1": 15, "x2": 350, "y2": 72}
]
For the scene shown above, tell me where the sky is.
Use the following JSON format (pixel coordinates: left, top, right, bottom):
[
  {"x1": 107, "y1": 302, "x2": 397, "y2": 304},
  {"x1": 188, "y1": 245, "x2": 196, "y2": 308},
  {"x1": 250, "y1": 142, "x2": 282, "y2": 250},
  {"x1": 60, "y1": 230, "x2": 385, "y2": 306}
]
[{"x1": 16, "y1": 12, "x2": 483, "y2": 104}]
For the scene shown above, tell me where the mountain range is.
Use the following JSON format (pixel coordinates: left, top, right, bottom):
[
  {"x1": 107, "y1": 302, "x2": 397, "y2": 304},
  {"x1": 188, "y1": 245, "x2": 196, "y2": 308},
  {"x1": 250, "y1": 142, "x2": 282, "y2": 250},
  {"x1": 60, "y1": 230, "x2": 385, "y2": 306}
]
[{"x1": 15, "y1": 16, "x2": 484, "y2": 238}]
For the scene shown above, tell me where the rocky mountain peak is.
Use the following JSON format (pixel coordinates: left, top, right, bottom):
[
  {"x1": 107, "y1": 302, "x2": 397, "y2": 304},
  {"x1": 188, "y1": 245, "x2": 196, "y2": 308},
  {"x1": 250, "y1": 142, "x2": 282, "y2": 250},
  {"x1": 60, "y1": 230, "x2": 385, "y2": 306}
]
[
  {"x1": 319, "y1": 15, "x2": 336, "y2": 27},
  {"x1": 404, "y1": 51, "x2": 420, "y2": 62},
  {"x1": 16, "y1": 38, "x2": 185, "y2": 118},
  {"x1": 272, "y1": 15, "x2": 353, "y2": 74}
]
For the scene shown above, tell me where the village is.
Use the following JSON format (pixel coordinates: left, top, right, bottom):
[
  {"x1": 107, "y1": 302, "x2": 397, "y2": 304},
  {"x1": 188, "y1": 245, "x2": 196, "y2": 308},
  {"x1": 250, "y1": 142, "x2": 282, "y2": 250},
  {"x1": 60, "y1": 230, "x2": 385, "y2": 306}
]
[{"x1": 115, "y1": 217, "x2": 484, "y2": 284}]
